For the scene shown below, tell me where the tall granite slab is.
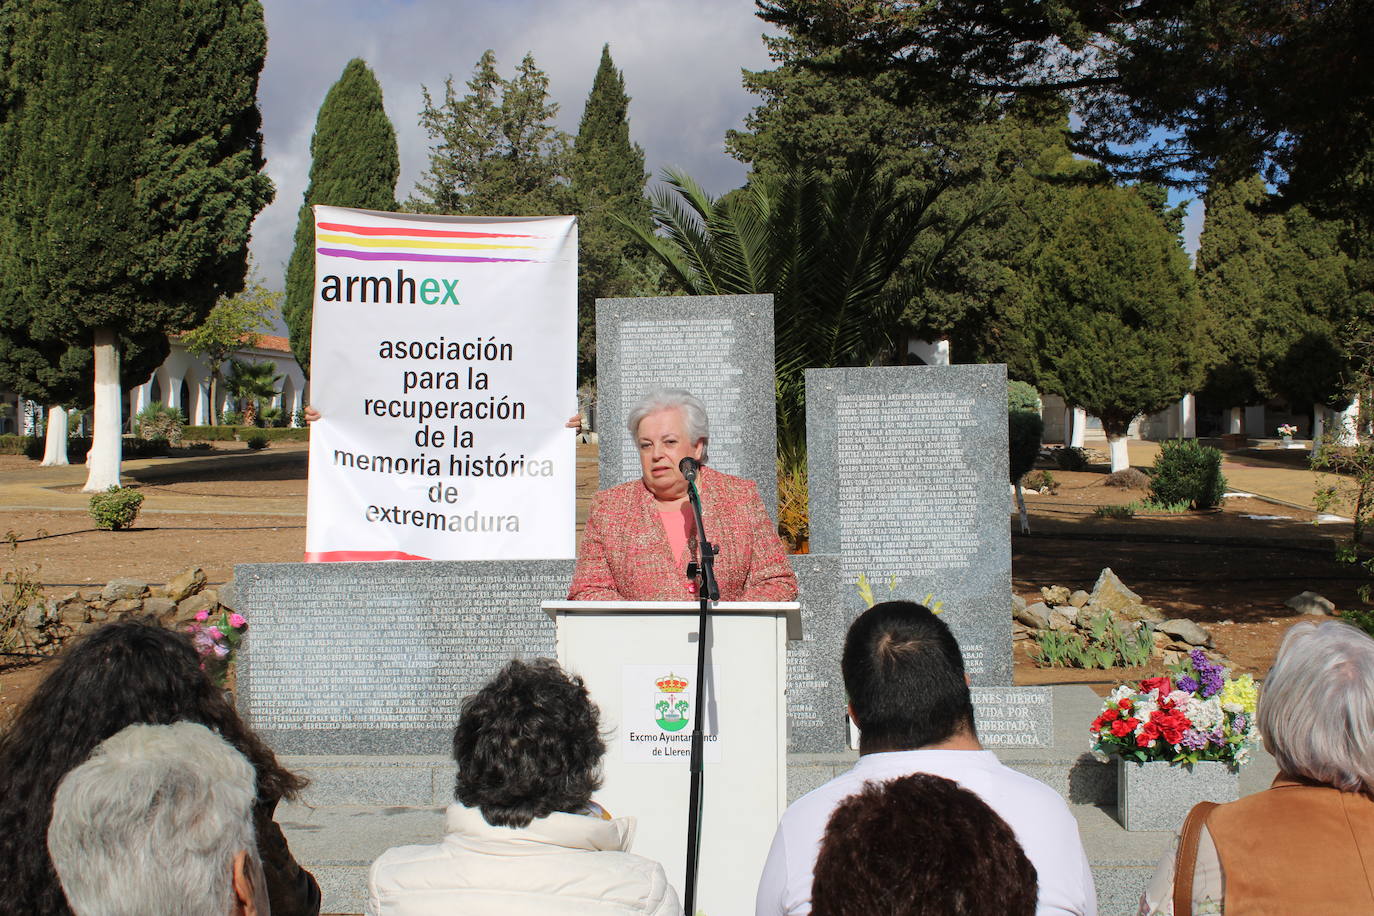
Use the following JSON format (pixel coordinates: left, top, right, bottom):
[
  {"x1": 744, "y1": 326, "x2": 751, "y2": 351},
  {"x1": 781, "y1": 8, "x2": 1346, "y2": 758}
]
[
  {"x1": 595, "y1": 295, "x2": 779, "y2": 518},
  {"x1": 807, "y1": 365, "x2": 1013, "y2": 685},
  {"x1": 787, "y1": 554, "x2": 845, "y2": 753},
  {"x1": 235, "y1": 559, "x2": 572, "y2": 754}
]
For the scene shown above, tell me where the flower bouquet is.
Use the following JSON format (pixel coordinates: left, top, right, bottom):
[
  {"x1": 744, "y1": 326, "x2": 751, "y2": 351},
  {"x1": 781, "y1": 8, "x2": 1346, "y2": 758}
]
[
  {"x1": 1090, "y1": 649, "x2": 1259, "y2": 766},
  {"x1": 186, "y1": 610, "x2": 248, "y2": 687},
  {"x1": 1277, "y1": 423, "x2": 1298, "y2": 438}
]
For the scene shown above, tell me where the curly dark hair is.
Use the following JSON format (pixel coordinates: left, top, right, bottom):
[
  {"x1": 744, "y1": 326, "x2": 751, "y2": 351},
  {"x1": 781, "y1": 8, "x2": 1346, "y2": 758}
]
[
  {"x1": 811, "y1": 773, "x2": 1038, "y2": 916},
  {"x1": 453, "y1": 658, "x2": 605, "y2": 828},
  {"x1": 0, "y1": 617, "x2": 306, "y2": 916}
]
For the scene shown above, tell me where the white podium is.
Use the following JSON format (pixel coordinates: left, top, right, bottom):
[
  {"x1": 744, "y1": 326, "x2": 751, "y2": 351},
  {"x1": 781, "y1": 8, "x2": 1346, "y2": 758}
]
[{"x1": 542, "y1": 600, "x2": 801, "y2": 916}]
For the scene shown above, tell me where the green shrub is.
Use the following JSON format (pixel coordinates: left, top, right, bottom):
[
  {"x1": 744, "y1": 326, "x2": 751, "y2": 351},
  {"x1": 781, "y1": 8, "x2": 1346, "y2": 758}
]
[
  {"x1": 181, "y1": 426, "x2": 308, "y2": 442},
  {"x1": 135, "y1": 401, "x2": 185, "y2": 444},
  {"x1": 1094, "y1": 504, "x2": 1134, "y2": 518},
  {"x1": 1131, "y1": 499, "x2": 1191, "y2": 514},
  {"x1": 1149, "y1": 438, "x2": 1227, "y2": 509},
  {"x1": 1055, "y1": 447, "x2": 1089, "y2": 471},
  {"x1": 220, "y1": 409, "x2": 243, "y2": 425},
  {"x1": 1008, "y1": 410, "x2": 1044, "y2": 483},
  {"x1": 1023, "y1": 469, "x2": 1057, "y2": 492},
  {"x1": 0, "y1": 434, "x2": 34, "y2": 456},
  {"x1": 245, "y1": 432, "x2": 268, "y2": 450},
  {"x1": 88, "y1": 486, "x2": 145, "y2": 531},
  {"x1": 1031, "y1": 610, "x2": 1153, "y2": 668},
  {"x1": 260, "y1": 406, "x2": 286, "y2": 428},
  {"x1": 1340, "y1": 608, "x2": 1374, "y2": 638},
  {"x1": 1007, "y1": 380, "x2": 1042, "y2": 414}
]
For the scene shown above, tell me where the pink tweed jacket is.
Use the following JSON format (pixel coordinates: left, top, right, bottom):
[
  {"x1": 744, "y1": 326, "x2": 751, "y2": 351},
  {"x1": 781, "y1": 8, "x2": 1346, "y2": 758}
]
[{"x1": 568, "y1": 465, "x2": 798, "y2": 602}]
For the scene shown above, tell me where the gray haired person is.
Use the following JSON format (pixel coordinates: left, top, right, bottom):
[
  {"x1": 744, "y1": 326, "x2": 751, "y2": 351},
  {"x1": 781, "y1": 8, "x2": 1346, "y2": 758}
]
[
  {"x1": 1139, "y1": 619, "x2": 1374, "y2": 914},
  {"x1": 47, "y1": 721, "x2": 267, "y2": 916}
]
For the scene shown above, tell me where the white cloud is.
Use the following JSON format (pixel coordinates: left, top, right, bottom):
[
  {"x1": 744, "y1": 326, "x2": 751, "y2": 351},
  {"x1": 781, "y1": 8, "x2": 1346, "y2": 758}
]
[{"x1": 251, "y1": 0, "x2": 774, "y2": 289}]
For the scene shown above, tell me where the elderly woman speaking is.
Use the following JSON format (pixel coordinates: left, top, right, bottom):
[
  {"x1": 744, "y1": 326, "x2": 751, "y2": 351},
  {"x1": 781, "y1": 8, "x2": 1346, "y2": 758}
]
[
  {"x1": 1139, "y1": 619, "x2": 1374, "y2": 915},
  {"x1": 568, "y1": 388, "x2": 797, "y2": 601}
]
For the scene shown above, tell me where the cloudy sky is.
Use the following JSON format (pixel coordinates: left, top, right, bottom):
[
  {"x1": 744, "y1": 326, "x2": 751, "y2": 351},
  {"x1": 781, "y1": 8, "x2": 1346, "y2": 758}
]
[
  {"x1": 252, "y1": 0, "x2": 776, "y2": 290},
  {"x1": 252, "y1": 0, "x2": 1202, "y2": 298}
]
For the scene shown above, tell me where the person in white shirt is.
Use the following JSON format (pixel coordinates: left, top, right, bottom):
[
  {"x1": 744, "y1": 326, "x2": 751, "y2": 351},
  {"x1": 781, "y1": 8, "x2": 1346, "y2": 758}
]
[{"x1": 755, "y1": 601, "x2": 1096, "y2": 916}]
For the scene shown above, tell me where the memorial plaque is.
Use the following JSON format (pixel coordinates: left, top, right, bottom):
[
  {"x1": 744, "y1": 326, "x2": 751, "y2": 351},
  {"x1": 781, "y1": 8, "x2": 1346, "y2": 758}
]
[
  {"x1": 786, "y1": 554, "x2": 846, "y2": 753},
  {"x1": 807, "y1": 365, "x2": 1013, "y2": 685},
  {"x1": 972, "y1": 687, "x2": 1053, "y2": 748},
  {"x1": 235, "y1": 559, "x2": 572, "y2": 754},
  {"x1": 595, "y1": 295, "x2": 779, "y2": 519}
]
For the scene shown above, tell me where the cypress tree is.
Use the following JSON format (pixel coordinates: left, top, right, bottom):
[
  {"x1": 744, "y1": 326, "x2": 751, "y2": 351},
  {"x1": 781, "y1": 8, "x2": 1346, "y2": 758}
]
[
  {"x1": 0, "y1": 0, "x2": 273, "y2": 492},
  {"x1": 283, "y1": 58, "x2": 400, "y2": 376},
  {"x1": 569, "y1": 44, "x2": 651, "y2": 383},
  {"x1": 1023, "y1": 184, "x2": 1207, "y2": 471}
]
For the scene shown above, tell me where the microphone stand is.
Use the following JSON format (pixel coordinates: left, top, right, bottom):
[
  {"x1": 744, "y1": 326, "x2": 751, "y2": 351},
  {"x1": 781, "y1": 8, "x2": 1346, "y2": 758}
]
[{"x1": 681, "y1": 463, "x2": 717, "y2": 916}]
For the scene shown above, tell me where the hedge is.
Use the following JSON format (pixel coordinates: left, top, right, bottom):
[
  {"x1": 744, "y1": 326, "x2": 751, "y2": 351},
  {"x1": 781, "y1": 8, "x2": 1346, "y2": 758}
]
[{"x1": 182, "y1": 426, "x2": 309, "y2": 442}]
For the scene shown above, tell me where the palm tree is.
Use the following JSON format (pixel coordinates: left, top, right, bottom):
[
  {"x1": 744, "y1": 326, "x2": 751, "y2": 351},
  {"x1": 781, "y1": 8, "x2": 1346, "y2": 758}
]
[
  {"x1": 620, "y1": 163, "x2": 988, "y2": 459},
  {"x1": 224, "y1": 359, "x2": 281, "y2": 427}
]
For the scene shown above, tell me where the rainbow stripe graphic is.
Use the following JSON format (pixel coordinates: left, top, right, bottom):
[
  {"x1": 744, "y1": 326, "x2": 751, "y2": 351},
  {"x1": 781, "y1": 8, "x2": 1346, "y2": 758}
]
[{"x1": 314, "y1": 221, "x2": 545, "y2": 264}]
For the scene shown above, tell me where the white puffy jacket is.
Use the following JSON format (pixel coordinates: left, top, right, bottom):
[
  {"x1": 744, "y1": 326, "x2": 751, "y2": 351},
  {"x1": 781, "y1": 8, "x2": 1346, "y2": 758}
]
[{"x1": 366, "y1": 803, "x2": 682, "y2": 916}]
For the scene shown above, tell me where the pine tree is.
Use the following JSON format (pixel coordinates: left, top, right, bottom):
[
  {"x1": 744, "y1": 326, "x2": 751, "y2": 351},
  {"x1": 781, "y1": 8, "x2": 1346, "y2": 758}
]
[
  {"x1": 0, "y1": 0, "x2": 273, "y2": 492},
  {"x1": 409, "y1": 50, "x2": 568, "y2": 217},
  {"x1": 282, "y1": 58, "x2": 399, "y2": 376},
  {"x1": 569, "y1": 45, "x2": 652, "y2": 383},
  {"x1": 1023, "y1": 184, "x2": 1207, "y2": 471}
]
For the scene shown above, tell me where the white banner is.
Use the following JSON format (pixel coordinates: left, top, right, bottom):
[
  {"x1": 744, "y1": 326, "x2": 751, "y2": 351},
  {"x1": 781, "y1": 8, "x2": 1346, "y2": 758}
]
[{"x1": 304, "y1": 206, "x2": 576, "y2": 562}]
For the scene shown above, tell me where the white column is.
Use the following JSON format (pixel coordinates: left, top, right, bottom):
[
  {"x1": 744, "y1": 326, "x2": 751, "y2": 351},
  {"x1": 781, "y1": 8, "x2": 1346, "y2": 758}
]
[
  {"x1": 1335, "y1": 397, "x2": 1360, "y2": 446},
  {"x1": 1227, "y1": 407, "x2": 1243, "y2": 434},
  {"x1": 1312, "y1": 405, "x2": 1327, "y2": 451},
  {"x1": 906, "y1": 337, "x2": 951, "y2": 366},
  {"x1": 166, "y1": 373, "x2": 183, "y2": 412},
  {"x1": 1070, "y1": 407, "x2": 1087, "y2": 448},
  {"x1": 1180, "y1": 394, "x2": 1196, "y2": 438},
  {"x1": 131, "y1": 381, "x2": 152, "y2": 420}
]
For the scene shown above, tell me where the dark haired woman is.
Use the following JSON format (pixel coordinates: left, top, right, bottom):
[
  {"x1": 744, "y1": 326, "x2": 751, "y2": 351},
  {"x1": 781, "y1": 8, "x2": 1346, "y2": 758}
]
[
  {"x1": 0, "y1": 618, "x2": 320, "y2": 916},
  {"x1": 367, "y1": 658, "x2": 680, "y2": 915}
]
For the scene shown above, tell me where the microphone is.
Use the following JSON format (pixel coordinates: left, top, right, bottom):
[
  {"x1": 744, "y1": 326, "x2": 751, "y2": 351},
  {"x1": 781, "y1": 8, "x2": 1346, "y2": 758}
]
[{"x1": 679, "y1": 456, "x2": 701, "y2": 483}]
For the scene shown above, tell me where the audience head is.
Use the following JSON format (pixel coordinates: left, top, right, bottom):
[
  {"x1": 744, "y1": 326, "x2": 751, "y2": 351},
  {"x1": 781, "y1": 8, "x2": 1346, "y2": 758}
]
[
  {"x1": 48, "y1": 721, "x2": 266, "y2": 916},
  {"x1": 0, "y1": 618, "x2": 303, "y2": 912},
  {"x1": 453, "y1": 658, "x2": 604, "y2": 827},
  {"x1": 842, "y1": 601, "x2": 975, "y2": 753},
  {"x1": 1259, "y1": 619, "x2": 1374, "y2": 794},
  {"x1": 810, "y1": 772, "x2": 1037, "y2": 916}
]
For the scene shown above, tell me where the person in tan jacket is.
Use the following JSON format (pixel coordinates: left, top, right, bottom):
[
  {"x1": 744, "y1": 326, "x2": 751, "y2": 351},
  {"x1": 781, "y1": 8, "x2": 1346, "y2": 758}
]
[
  {"x1": 1139, "y1": 619, "x2": 1374, "y2": 915},
  {"x1": 367, "y1": 658, "x2": 681, "y2": 916}
]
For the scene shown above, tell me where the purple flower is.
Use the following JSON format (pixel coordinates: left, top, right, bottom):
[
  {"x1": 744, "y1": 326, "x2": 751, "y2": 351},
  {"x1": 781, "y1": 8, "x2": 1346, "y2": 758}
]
[
  {"x1": 1200, "y1": 669, "x2": 1225, "y2": 698},
  {"x1": 1180, "y1": 730, "x2": 1210, "y2": 750},
  {"x1": 1208, "y1": 725, "x2": 1226, "y2": 745},
  {"x1": 1176, "y1": 675, "x2": 1200, "y2": 693},
  {"x1": 1232, "y1": 713, "x2": 1249, "y2": 732}
]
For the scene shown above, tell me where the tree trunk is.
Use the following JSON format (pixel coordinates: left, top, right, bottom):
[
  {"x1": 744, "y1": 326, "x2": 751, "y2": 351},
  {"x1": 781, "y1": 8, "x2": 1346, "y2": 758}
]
[
  {"x1": 1106, "y1": 431, "x2": 1131, "y2": 472},
  {"x1": 242, "y1": 400, "x2": 257, "y2": 427},
  {"x1": 41, "y1": 405, "x2": 69, "y2": 466},
  {"x1": 82, "y1": 328, "x2": 123, "y2": 492},
  {"x1": 209, "y1": 366, "x2": 221, "y2": 425},
  {"x1": 1015, "y1": 481, "x2": 1029, "y2": 534}
]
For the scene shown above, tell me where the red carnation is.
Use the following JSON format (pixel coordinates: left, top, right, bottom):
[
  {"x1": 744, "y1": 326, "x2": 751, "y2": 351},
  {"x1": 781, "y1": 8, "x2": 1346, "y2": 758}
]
[{"x1": 1140, "y1": 676, "x2": 1172, "y2": 696}]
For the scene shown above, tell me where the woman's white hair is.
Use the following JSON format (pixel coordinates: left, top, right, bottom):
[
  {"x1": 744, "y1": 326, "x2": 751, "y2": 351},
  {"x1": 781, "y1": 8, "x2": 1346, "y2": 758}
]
[
  {"x1": 626, "y1": 388, "x2": 710, "y2": 462},
  {"x1": 47, "y1": 721, "x2": 260, "y2": 916},
  {"x1": 1259, "y1": 619, "x2": 1374, "y2": 794}
]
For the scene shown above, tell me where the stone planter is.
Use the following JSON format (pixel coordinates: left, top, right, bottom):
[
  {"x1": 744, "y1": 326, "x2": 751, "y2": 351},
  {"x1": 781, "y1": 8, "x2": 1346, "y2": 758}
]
[{"x1": 1117, "y1": 759, "x2": 1239, "y2": 831}]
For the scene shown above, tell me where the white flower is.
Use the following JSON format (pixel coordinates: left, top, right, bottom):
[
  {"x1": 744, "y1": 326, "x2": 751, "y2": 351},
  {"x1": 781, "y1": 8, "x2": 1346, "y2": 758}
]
[
  {"x1": 1185, "y1": 695, "x2": 1223, "y2": 732},
  {"x1": 1108, "y1": 685, "x2": 1135, "y2": 705}
]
